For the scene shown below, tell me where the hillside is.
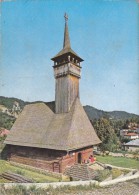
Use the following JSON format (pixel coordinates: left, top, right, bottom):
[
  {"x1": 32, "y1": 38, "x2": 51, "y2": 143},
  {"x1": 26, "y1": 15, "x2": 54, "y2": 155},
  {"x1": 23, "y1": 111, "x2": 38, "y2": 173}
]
[
  {"x1": 0, "y1": 96, "x2": 27, "y2": 110},
  {"x1": 0, "y1": 96, "x2": 139, "y2": 129},
  {"x1": 83, "y1": 105, "x2": 139, "y2": 120}
]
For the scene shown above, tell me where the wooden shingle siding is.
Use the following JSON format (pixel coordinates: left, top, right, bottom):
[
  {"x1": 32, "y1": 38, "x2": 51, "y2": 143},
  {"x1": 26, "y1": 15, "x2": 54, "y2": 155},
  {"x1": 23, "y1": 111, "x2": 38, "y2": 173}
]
[{"x1": 54, "y1": 63, "x2": 80, "y2": 113}]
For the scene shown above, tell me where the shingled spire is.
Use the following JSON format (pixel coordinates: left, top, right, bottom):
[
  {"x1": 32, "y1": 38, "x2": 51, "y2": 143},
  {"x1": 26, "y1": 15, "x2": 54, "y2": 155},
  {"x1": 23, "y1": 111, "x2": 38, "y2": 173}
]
[
  {"x1": 51, "y1": 13, "x2": 83, "y2": 62},
  {"x1": 63, "y1": 13, "x2": 71, "y2": 49}
]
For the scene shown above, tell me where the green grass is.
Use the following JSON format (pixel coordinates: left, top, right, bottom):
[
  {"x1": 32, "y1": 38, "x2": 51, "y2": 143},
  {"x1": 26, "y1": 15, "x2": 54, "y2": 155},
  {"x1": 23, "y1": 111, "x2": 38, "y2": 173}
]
[
  {"x1": 0, "y1": 160, "x2": 60, "y2": 183},
  {"x1": 96, "y1": 156, "x2": 139, "y2": 169}
]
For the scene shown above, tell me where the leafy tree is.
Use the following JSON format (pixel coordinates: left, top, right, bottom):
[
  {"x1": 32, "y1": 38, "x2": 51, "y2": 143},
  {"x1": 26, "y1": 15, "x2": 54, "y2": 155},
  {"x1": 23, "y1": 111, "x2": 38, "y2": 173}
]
[
  {"x1": 92, "y1": 118, "x2": 119, "y2": 152},
  {"x1": 120, "y1": 137, "x2": 130, "y2": 144},
  {"x1": 122, "y1": 119, "x2": 130, "y2": 129},
  {"x1": 0, "y1": 112, "x2": 16, "y2": 129},
  {"x1": 110, "y1": 119, "x2": 125, "y2": 136}
]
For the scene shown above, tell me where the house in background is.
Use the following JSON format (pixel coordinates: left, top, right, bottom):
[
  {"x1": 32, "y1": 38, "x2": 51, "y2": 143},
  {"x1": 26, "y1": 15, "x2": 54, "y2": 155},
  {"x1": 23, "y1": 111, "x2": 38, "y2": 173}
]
[
  {"x1": 124, "y1": 139, "x2": 139, "y2": 152},
  {"x1": 120, "y1": 129, "x2": 129, "y2": 137},
  {"x1": 4, "y1": 14, "x2": 101, "y2": 173},
  {"x1": 128, "y1": 122, "x2": 139, "y2": 129},
  {"x1": 120, "y1": 128, "x2": 139, "y2": 141},
  {"x1": 123, "y1": 133, "x2": 139, "y2": 140}
]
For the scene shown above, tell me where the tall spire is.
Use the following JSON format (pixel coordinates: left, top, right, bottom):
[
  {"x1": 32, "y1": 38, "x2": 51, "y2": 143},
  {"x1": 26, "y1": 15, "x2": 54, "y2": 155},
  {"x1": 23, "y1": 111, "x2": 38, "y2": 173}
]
[
  {"x1": 52, "y1": 13, "x2": 83, "y2": 113},
  {"x1": 63, "y1": 13, "x2": 71, "y2": 49},
  {"x1": 51, "y1": 13, "x2": 83, "y2": 62}
]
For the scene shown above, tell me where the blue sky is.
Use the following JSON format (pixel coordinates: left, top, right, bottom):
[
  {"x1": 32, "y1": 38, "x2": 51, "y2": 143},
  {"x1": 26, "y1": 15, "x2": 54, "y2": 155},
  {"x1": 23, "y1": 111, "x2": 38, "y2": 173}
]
[{"x1": 0, "y1": 0, "x2": 139, "y2": 114}]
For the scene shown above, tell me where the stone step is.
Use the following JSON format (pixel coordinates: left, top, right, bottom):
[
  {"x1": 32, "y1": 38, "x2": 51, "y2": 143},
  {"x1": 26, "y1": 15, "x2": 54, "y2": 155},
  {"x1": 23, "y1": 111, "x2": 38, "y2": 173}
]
[{"x1": 65, "y1": 164, "x2": 97, "y2": 181}]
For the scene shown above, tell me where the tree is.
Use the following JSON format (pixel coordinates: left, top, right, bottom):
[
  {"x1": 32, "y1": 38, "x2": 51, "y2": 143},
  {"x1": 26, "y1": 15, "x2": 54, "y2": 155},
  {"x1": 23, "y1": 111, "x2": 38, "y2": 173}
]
[
  {"x1": 92, "y1": 118, "x2": 119, "y2": 152},
  {"x1": 110, "y1": 119, "x2": 125, "y2": 136},
  {"x1": 0, "y1": 112, "x2": 15, "y2": 129}
]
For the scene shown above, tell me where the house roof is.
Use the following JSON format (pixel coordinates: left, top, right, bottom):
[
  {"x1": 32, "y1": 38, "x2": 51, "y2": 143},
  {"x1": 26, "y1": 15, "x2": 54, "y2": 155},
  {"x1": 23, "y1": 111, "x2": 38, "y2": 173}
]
[
  {"x1": 51, "y1": 47, "x2": 83, "y2": 62},
  {"x1": 4, "y1": 98, "x2": 101, "y2": 151},
  {"x1": 124, "y1": 139, "x2": 139, "y2": 146},
  {"x1": 125, "y1": 133, "x2": 138, "y2": 136}
]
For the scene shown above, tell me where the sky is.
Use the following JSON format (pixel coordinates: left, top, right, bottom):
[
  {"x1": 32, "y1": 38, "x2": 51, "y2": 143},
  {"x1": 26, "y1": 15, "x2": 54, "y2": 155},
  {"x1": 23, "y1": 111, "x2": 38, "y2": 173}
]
[{"x1": 0, "y1": 0, "x2": 139, "y2": 114}]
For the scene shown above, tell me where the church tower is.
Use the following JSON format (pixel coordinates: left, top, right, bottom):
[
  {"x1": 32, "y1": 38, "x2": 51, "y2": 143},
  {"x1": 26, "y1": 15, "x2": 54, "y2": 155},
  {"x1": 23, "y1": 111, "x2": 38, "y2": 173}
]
[{"x1": 51, "y1": 13, "x2": 83, "y2": 113}]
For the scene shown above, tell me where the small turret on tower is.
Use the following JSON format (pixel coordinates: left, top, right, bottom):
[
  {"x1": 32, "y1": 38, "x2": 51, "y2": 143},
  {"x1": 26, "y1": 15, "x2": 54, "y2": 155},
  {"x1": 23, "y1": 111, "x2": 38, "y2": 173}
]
[{"x1": 51, "y1": 13, "x2": 83, "y2": 113}]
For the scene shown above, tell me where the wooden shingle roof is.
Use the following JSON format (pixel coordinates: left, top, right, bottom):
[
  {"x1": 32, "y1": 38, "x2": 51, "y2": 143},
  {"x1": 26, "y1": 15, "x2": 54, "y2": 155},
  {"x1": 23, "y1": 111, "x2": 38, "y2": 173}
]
[
  {"x1": 5, "y1": 98, "x2": 101, "y2": 151},
  {"x1": 51, "y1": 47, "x2": 83, "y2": 62}
]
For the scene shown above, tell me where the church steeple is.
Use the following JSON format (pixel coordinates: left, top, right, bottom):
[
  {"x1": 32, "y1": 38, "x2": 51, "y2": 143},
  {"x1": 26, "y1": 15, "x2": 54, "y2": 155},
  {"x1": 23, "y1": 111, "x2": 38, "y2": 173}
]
[
  {"x1": 51, "y1": 13, "x2": 83, "y2": 63},
  {"x1": 51, "y1": 14, "x2": 84, "y2": 114},
  {"x1": 63, "y1": 13, "x2": 71, "y2": 49}
]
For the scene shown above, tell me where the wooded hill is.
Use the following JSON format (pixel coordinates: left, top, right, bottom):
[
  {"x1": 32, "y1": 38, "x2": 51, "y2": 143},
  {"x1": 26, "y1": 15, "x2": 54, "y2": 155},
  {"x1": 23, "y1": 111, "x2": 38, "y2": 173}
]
[
  {"x1": 0, "y1": 96, "x2": 139, "y2": 130},
  {"x1": 84, "y1": 105, "x2": 139, "y2": 120}
]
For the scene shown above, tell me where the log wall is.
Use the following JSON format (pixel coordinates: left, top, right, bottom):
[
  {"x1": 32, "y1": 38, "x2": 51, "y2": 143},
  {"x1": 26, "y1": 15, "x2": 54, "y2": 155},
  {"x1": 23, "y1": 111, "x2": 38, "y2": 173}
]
[
  {"x1": 7, "y1": 145, "x2": 93, "y2": 173},
  {"x1": 8, "y1": 145, "x2": 66, "y2": 172},
  {"x1": 81, "y1": 148, "x2": 93, "y2": 162},
  {"x1": 60, "y1": 155, "x2": 75, "y2": 173},
  {"x1": 10, "y1": 155, "x2": 54, "y2": 171},
  {"x1": 61, "y1": 147, "x2": 93, "y2": 172}
]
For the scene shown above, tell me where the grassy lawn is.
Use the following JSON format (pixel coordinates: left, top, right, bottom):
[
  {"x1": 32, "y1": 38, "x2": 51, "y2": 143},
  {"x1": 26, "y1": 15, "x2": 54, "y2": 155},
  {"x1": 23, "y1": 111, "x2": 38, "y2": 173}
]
[
  {"x1": 0, "y1": 160, "x2": 60, "y2": 183},
  {"x1": 96, "y1": 156, "x2": 139, "y2": 169}
]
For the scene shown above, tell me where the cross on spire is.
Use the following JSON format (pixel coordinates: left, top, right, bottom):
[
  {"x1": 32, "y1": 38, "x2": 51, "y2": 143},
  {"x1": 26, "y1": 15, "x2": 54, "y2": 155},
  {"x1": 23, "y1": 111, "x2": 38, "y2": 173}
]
[
  {"x1": 63, "y1": 13, "x2": 70, "y2": 49},
  {"x1": 64, "y1": 13, "x2": 68, "y2": 22}
]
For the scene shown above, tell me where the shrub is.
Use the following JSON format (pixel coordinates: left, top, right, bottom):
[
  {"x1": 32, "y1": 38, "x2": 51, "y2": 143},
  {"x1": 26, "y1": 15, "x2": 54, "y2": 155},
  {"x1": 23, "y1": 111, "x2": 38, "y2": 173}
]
[
  {"x1": 95, "y1": 169, "x2": 111, "y2": 182},
  {"x1": 111, "y1": 168, "x2": 123, "y2": 179}
]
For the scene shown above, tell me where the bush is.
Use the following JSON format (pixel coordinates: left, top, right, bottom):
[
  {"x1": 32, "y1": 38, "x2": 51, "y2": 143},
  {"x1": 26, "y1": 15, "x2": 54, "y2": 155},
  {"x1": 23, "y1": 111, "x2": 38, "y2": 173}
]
[
  {"x1": 95, "y1": 169, "x2": 111, "y2": 182},
  {"x1": 0, "y1": 112, "x2": 16, "y2": 130},
  {"x1": 111, "y1": 168, "x2": 123, "y2": 179}
]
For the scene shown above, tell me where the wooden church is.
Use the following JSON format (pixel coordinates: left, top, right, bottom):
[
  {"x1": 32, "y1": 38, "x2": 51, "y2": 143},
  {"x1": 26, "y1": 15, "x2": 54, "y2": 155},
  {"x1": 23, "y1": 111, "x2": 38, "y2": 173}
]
[{"x1": 4, "y1": 14, "x2": 101, "y2": 173}]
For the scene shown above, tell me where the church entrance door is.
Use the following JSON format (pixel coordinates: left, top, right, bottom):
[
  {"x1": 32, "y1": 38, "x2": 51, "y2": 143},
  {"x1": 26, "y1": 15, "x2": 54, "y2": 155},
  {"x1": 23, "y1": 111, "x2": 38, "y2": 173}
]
[{"x1": 78, "y1": 152, "x2": 82, "y2": 164}]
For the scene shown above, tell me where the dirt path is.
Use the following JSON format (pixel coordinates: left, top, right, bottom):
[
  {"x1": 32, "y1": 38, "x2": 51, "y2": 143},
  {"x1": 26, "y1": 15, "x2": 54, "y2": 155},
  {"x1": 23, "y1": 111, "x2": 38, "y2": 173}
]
[
  {"x1": 61, "y1": 179, "x2": 139, "y2": 195},
  {"x1": 0, "y1": 179, "x2": 139, "y2": 195}
]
